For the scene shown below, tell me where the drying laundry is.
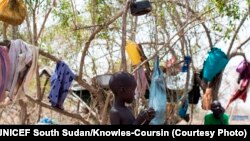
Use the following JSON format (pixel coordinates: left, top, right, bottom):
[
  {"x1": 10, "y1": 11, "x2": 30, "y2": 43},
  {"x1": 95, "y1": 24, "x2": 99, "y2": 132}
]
[
  {"x1": 0, "y1": 46, "x2": 10, "y2": 101},
  {"x1": 48, "y1": 61, "x2": 75, "y2": 109},
  {"x1": 6, "y1": 39, "x2": 38, "y2": 100}
]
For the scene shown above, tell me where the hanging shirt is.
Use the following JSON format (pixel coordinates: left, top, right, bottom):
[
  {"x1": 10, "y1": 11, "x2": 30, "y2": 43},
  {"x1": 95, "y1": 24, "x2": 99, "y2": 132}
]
[
  {"x1": 6, "y1": 39, "x2": 38, "y2": 100},
  {"x1": 48, "y1": 61, "x2": 75, "y2": 109}
]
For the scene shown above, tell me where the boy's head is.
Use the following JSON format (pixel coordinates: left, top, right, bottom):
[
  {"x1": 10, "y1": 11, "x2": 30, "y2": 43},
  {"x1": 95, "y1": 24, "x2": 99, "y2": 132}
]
[
  {"x1": 211, "y1": 100, "x2": 225, "y2": 119},
  {"x1": 109, "y1": 71, "x2": 137, "y2": 103}
]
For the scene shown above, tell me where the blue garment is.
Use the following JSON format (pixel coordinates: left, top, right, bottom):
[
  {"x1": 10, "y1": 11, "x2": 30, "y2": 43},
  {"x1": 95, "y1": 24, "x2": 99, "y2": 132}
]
[
  {"x1": 182, "y1": 56, "x2": 191, "y2": 72},
  {"x1": 48, "y1": 61, "x2": 75, "y2": 109},
  {"x1": 179, "y1": 98, "x2": 189, "y2": 118},
  {"x1": 38, "y1": 117, "x2": 55, "y2": 125},
  {"x1": 203, "y1": 47, "x2": 228, "y2": 82},
  {"x1": 149, "y1": 56, "x2": 167, "y2": 125}
]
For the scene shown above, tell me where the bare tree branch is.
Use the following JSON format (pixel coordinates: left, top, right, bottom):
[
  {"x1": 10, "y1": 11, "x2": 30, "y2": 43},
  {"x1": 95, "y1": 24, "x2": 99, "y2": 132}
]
[
  {"x1": 79, "y1": 10, "x2": 123, "y2": 78},
  {"x1": 120, "y1": 0, "x2": 131, "y2": 72},
  {"x1": 25, "y1": 95, "x2": 91, "y2": 124},
  {"x1": 37, "y1": 0, "x2": 56, "y2": 40},
  {"x1": 227, "y1": 13, "x2": 248, "y2": 55},
  {"x1": 168, "y1": 0, "x2": 213, "y2": 48},
  {"x1": 229, "y1": 52, "x2": 246, "y2": 60},
  {"x1": 235, "y1": 36, "x2": 250, "y2": 51},
  {"x1": 132, "y1": 8, "x2": 213, "y2": 73}
]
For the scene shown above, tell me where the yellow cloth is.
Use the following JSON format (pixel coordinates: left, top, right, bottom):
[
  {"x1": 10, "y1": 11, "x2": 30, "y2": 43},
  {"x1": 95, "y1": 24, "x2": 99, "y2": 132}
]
[
  {"x1": 0, "y1": 0, "x2": 26, "y2": 25},
  {"x1": 125, "y1": 40, "x2": 142, "y2": 65}
]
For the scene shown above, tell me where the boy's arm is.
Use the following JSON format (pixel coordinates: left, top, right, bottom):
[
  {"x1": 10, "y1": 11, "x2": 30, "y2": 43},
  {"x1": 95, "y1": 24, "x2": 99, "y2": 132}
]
[
  {"x1": 133, "y1": 113, "x2": 147, "y2": 125},
  {"x1": 110, "y1": 110, "x2": 121, "y2": 125},
  {"x1": 134, "y1": 108, "x2": 155, "y2": 125}
]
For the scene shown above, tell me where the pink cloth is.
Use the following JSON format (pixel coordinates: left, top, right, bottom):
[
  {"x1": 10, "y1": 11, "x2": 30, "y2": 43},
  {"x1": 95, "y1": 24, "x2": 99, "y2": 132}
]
[
  {"x1": 134, "y1": 67, "x2": 149, "y2": 99},
  {"x1": 0, "y1": 46, "x2": 10, "y2": 101},
  {"x1": 236, "y1": 60, "x2": 250, "y2": 80}
]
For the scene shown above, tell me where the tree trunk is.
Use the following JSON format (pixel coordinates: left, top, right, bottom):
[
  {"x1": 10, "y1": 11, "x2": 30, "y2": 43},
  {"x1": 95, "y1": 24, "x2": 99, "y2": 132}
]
[
  {"x1": 3, "y1": 23, "x2": 8, "y2": 40},
  {"x1": 12, "y1": 26, "x2": 18, "y2": 40}
]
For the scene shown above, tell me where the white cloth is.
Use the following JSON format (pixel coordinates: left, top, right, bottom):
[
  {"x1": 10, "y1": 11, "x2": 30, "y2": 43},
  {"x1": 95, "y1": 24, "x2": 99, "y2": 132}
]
[{"x1": 165, "y1": 70, "x2": 193, "y2": 92}]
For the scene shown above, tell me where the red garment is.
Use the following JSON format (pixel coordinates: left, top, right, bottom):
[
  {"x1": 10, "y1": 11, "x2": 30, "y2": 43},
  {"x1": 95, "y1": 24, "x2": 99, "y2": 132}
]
[{"x1": 226, "y1": 79, "x2": 249, "y2": 108}]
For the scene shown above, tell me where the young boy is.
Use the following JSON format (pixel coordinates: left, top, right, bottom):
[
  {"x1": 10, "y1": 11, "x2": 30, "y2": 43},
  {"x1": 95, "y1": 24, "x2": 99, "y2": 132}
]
[
  {"x1": 204, "y1": 100, "x2": 229, "y2": 125},
  {"x1": 109, "y1": 71, "x2": 155, "y2": 125}
]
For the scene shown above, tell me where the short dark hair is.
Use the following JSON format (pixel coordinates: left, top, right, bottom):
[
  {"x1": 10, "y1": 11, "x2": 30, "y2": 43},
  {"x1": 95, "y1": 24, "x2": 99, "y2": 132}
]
[{"x1": 109, "y1": 71, "x2": 136, "y2": 95}]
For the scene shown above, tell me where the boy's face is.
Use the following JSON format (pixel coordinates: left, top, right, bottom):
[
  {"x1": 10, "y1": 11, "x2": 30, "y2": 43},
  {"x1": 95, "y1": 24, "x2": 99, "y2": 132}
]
[{"x1": 122, "y1": 81, "x2": 137, "y2": 103}]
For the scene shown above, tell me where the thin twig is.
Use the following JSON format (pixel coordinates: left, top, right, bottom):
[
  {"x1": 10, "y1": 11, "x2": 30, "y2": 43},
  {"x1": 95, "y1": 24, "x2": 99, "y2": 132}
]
[
  {"x1": 132, "y1": 8, "x2": 213, "y2": 73},
  {"x1": 227, "y1": 13, "x2": 249, "y2": 55}
]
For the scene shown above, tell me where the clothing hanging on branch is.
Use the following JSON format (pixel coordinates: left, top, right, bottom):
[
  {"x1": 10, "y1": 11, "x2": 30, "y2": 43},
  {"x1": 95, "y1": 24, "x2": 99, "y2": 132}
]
[
  {"x1": 226, "y1": 60, "x2": 250, "y2": 108},
  {"x1": 134, "y1": 66, "x2": 149, "y2": 99},
  {"x1": 0, "y1": 46, "x2": 10, "y2": 101},
  {"x1": 202, "y1": 47, "x2": 228, "y2": 82},
  {"x1": 202, "y1": 88, "x2": 212, "y2": 110},
  {"x1": 6, "y1": 39, "x2": 38, "y2": 101},
  {"x1": 0, "y1": 0, "x2": 27, "y2": 25},
  {"x1": 149, "y1": 56, "x2": 167, "y2": 125},
  {"x1": 48, "y1": 61, "x2": 75, "y2": 110}
]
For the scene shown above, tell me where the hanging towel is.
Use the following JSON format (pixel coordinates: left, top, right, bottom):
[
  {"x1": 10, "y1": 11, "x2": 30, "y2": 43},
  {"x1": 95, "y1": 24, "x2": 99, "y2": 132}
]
[
  {"x1": 134, "y1": 66, "x2": 149, "y2": 99},
  {"x1": 0, "y1": 46, "x2": 10, "y2": 101},
  {"x1": 48, "y1": 61, "x2": 75, "y2": 109},
  {"x1": 203, "y1": 47, "x2": 228, "y2": 82},
  {"x1": 6, "y1": 39, "x2": 38, "y2": 100},
  {"x1": 149, "y1": 56, "x2": 167, "y2": 125}
]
